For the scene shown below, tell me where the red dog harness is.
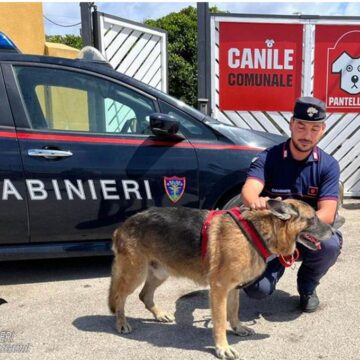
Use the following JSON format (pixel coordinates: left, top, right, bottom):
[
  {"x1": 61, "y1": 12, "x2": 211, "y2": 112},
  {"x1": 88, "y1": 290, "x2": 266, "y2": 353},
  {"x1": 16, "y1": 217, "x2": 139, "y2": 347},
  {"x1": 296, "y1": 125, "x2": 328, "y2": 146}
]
[{"x1": 201, "y1": 208, "x2": 299, "y2": 268}]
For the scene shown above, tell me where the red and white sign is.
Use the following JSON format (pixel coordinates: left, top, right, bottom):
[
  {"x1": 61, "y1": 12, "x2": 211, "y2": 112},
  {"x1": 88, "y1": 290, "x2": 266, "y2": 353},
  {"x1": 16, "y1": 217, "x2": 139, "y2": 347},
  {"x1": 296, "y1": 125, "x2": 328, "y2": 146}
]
[
  {"x1": 314, "y1": 25, "x2": 360, "y2": 112},
  {"x1": 219, "y1": 22, "x2": 303, "y2": 111}
]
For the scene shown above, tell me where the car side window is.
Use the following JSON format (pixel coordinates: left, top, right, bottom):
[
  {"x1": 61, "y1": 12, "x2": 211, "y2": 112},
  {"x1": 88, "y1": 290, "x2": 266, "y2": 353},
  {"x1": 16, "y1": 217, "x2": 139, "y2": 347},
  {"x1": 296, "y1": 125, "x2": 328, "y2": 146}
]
[
  {"x1": 13, "y1": 66, "x2": 156, "y2": 135},
  {"x1": 159, "y1": 100, "x2": 216, "y2": 140}
]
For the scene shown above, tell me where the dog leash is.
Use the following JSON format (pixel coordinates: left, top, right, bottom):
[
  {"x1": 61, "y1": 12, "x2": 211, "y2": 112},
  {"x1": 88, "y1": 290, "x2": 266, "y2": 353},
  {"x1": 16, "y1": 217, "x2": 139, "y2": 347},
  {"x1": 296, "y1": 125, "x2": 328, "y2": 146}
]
[
  {"x1": 201, "y1": 208, "x2": 272, "y2": 261},
  {"x1": 201, "y1": 209, "x2": 227, "y2": 258},
  {"x1": 201, "y1": 208, "x2": 299, "y2": 268},
  {"x1": 225, "y1": 207, "x2": 273, "y2": 262}
]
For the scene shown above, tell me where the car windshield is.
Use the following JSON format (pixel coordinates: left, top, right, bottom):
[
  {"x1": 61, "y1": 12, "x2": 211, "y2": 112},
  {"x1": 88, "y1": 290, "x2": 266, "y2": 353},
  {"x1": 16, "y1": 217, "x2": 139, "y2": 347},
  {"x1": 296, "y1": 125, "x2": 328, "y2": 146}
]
[{"x1": 159, "y1": 93, "x2": 220, "y2": 124}]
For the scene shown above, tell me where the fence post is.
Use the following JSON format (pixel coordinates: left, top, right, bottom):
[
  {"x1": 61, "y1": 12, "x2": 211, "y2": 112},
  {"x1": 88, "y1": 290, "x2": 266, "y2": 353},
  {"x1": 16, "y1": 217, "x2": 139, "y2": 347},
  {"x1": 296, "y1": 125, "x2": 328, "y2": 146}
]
[
  {"x1": 197, "y1": 2, "x2": 211, "y2": 115},
  {"x1": 80, "y1": 2, "x2": 94, "y2": 46}
]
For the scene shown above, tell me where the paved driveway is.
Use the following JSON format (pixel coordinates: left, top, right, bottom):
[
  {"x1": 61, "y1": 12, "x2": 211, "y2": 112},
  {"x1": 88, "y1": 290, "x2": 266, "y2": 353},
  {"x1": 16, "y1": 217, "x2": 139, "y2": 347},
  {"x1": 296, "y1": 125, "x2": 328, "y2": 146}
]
[{"x1": 1, "y1": 199, "x2": 359, "y2": 360}]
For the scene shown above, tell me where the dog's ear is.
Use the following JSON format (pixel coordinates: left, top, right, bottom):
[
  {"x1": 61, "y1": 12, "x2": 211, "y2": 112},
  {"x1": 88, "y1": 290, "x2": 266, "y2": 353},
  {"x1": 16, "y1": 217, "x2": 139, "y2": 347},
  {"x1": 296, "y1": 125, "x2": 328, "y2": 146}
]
[
  {"x1": 332, "y1": 215, "x2": 345, "y2": 229},
  {"x1": 267, "y1": 199, "x2": 298, "y2": 220}
]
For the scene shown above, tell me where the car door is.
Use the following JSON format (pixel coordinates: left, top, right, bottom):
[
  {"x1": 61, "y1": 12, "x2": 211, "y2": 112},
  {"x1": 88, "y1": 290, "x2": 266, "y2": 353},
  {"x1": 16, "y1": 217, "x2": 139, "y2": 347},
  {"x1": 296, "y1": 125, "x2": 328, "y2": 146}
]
[
  {"x1": 0, "y1": 66, "x2": 29, "y2": 245},
  {"x1": 2, "y1": 63, "x2": 199, "y2": 243}
]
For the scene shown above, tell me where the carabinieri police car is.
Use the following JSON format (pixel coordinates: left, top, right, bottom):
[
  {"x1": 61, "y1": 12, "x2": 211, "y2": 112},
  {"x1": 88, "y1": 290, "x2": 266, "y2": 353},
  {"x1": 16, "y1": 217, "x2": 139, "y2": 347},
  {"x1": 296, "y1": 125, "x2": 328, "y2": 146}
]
[{"x1": 0, "y1": 32, "x2": 284, "y2": 260}]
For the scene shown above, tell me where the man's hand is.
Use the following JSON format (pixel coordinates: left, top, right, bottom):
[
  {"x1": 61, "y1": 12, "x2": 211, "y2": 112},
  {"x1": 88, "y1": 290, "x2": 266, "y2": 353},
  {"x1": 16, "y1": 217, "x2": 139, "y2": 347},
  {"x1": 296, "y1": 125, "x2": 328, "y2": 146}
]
[
  {"x1": 241, "y1": 178, "x2": 266, "y2": 209},
  {"x1": 317, "y1": 199, "x2": 338, "y2": 224},
  {"x1": 249, "y1": 196, "x2": 270, "y2": 210}
]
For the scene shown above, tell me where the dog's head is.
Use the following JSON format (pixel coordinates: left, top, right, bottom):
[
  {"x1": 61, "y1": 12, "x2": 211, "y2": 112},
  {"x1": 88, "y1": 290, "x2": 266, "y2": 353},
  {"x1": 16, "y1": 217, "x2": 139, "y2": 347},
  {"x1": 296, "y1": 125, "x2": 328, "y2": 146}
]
[
  {"x1": 332, "y1": 52, "x2": 360, "y2": 95},
  {"x1": 266, "y1": 198, "x2": 344, "y2": 252}
]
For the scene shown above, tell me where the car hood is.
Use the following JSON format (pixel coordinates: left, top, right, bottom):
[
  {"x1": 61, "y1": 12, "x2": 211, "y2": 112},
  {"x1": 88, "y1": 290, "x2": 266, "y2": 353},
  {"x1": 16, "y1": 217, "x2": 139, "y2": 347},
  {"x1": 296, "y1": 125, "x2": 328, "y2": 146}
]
[{"x1": 207, "y1": 122, "x2": 287, "y2": 149}]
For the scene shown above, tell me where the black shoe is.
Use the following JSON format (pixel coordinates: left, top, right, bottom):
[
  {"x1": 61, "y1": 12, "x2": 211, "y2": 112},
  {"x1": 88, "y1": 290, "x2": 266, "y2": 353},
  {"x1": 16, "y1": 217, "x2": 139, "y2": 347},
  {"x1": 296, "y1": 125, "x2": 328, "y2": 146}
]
[{"x1": 299, "y1": 290, "x2": 319, "y2": 313}]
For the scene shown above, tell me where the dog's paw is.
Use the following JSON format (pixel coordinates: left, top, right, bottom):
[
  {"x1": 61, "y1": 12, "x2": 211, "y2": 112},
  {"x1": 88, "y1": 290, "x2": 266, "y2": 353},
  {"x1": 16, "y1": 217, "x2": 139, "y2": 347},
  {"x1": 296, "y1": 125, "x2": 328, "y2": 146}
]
[
  {"x1": 116, "y1": 321, "x2": 132, "y2": 334},
  {"x1": 232, "y1": 324, "x2": 255, "y2": 337},
  {"x1": 154, "y1": 311, "x2": 175, "y2": 323},
  {"x1": 215, "y1": 346, "x2": 240, "y2": 359}
]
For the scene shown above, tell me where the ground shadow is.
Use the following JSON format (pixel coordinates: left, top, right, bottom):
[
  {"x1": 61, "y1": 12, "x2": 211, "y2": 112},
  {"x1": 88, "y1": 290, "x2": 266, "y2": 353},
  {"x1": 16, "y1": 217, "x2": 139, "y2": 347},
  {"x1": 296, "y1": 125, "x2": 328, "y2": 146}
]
[
  {"x1": 0, "y1": 256, "x2": 112, "y2": 285},
  {"x1": 74, "y1": 288, "x2": 305, "y2": 356},
  {"x1": 342, "y1": 202, "x2": 360, "y2": 210},
  {"x1": 175, "y1": 289, "x2": 302, "y2": 325},
  {"x1": 73, "y1": 313, "x2": 268, "y2": 356},
  {"x1": 239, "y1": 290, "x2": 302, "y2": 322}
]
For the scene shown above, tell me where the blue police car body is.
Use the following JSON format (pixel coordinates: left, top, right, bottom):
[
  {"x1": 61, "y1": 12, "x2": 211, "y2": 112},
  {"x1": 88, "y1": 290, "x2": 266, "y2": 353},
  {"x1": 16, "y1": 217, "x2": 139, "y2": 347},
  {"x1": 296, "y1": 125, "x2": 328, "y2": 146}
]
[{"x1": 0, "y1": 37, "x2": 285, "y2": 260}]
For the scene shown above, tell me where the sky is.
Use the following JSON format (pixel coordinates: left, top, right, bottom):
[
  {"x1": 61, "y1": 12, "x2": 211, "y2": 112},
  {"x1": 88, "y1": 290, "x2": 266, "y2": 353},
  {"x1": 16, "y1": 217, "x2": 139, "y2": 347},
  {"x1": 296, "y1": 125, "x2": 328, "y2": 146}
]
[{"x1": 43, "y1": 1, "x2": 360, "y2": 36}]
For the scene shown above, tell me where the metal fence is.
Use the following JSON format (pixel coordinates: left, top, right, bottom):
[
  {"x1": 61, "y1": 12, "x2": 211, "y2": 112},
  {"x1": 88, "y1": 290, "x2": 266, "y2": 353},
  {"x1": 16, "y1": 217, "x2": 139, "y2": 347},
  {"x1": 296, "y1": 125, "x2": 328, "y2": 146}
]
[{"x1": 95, "y1": 12, "x2": 168, "y2": 92}]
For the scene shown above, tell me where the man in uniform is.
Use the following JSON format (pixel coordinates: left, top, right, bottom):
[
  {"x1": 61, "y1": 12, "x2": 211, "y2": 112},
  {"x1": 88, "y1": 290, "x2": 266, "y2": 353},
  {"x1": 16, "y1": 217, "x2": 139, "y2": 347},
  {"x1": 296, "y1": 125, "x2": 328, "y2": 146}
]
[{"x1": 240, "y1": 96, "x2": 342, "y2": 312}]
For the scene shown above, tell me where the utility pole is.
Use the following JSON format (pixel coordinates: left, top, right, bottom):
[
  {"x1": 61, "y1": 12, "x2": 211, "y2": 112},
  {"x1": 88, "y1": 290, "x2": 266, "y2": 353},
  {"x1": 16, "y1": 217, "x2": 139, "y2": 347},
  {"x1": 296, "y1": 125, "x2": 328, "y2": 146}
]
[
  {"x1": 197, "y1": 2, "x2": 211, "y2": 115},
  {"x1": 80, "y1": 2, "x2": 94, "y2": 46}
]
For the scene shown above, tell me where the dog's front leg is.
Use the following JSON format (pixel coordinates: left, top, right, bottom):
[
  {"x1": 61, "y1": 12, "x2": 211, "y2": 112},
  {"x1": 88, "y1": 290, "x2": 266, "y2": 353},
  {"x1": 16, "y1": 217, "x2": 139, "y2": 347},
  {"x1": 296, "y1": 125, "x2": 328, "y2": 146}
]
[
  {"x1": 210, "y1": 284, "x2": 239, "y2": 359},
  {"x1": 227, "y1": 288, "x2": 254, "y2": 337}
]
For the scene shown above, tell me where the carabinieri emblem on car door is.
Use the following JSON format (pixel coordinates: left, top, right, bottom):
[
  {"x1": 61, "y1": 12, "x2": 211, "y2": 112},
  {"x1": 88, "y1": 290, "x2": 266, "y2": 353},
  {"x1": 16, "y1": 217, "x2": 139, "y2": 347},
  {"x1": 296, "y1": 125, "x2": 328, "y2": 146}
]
[{"x1": 164, "y1": 176, "x2": 186, "y2": 203}]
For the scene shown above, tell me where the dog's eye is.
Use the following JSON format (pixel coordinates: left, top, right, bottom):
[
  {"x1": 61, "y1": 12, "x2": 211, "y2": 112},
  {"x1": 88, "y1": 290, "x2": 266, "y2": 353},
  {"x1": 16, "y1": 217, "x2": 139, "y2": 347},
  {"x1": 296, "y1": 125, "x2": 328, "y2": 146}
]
[
  {"x1": 358, "y1": 65, "x2": 360, "y2": 72},
  {"x1": 346, "y1": 65, "x2": 353, "y2": 72},
  {"x1": 305, "y1": 217, "x2": 315, "y2": 227}
]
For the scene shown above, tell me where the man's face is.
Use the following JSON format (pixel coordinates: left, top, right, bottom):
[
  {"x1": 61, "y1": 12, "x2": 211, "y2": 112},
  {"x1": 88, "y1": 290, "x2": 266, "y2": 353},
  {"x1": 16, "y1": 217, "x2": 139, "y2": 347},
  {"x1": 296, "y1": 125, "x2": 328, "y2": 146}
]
[{"x1": 290, "y1": 118, "x2": 326, "y2": 153}]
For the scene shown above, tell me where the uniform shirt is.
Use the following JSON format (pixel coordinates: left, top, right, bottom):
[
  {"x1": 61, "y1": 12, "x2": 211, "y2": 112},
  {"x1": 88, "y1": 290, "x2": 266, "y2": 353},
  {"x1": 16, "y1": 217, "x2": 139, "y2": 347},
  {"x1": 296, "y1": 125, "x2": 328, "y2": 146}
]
[{"x1": 247, "y1": 139, "x2": 340, "y2": 210}]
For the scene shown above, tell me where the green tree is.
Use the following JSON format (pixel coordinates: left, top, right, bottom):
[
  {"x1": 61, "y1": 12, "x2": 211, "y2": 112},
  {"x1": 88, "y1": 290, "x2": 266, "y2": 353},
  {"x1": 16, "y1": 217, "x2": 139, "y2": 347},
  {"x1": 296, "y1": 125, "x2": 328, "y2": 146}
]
[{"x1": 45, "y1": 35, "x2": 83, "y2": 50}]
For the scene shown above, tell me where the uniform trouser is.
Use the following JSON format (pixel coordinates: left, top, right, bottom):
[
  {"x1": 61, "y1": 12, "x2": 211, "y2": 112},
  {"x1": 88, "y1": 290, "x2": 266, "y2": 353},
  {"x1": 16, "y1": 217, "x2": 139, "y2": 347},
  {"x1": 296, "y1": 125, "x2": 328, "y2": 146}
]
[{"x1": 244, "y1": 231, "x2": 343, "y2": 299}]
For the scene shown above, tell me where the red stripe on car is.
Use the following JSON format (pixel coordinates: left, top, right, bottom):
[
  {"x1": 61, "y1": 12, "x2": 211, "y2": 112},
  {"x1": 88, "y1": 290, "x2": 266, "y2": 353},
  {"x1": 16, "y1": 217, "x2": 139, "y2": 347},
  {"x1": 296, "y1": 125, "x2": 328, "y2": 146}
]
[{"x1": 0, "y1": 130, "x2": 263, "y2": 152}]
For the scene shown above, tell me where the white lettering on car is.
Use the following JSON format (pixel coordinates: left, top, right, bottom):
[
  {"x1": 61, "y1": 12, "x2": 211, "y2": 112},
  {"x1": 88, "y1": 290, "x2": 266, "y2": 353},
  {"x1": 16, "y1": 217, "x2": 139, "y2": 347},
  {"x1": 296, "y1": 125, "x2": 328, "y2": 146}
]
[
  {"x1": 26, "y1": 179, "x2": 48, "y2": 200},
  {"x1": 2, "y1": 179, "x2": 23, "y2": 200},
  {"x1": 64, "y1": 179, "x2": 86, "y2": 200},
  {"x1": 144, "y1": 180, "x2": 153, "y2": 200},
  {"x1": 122, "y1": 180, "x2": 141, "y2": 200},
  {"x1": 1, "y1": 179, "x2": 154, "y2": 201},
  {"x1": 100, "y1": 180, "x2": 120, "y2": 200},
  {"x1": 52, "y1": 179, "x2": 62, "y2": 200},
  {"x1": 88, "y1": 180, "x2": 97, "y2": 200}
]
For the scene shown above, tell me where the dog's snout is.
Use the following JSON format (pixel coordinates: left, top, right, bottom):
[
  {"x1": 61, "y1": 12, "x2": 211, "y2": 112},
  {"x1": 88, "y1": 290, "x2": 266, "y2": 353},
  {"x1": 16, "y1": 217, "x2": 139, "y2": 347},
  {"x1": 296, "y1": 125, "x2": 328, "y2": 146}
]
[{"x1": 351, "y1": 75, "x2": 359, "y2": 84}]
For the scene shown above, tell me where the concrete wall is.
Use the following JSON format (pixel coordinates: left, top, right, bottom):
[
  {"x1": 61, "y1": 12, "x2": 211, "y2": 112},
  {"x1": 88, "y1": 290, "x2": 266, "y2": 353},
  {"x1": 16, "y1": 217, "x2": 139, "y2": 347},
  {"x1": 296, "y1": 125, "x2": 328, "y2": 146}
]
[
  {"x1": 0, "y1": 3, "x2": 45, "y2": 55},
  {"x1": 45, "y1": 42, "x2": 79, "y2": 58}
]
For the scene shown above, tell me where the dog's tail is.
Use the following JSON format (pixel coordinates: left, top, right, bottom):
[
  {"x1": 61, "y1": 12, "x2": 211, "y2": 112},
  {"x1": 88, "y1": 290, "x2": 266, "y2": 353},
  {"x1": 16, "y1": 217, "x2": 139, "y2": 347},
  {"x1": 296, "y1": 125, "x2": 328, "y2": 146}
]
[
  {"x1": 108, "y1": 225, "x2": 135, "y2": 313},
  {"x1": 109, "y1": 228, "x2": 122, "y2": 313},
  {"x1": 108, "y1": 263, "x2": 118, "y2": 314},
  {"x1": 111, "y1": 228, "x2": 119, "y2": 254},
  {"x1": 111, "y1": 225, "x2": 129, "y2": 255},
  {"x1": 108, "y1": 222, "x2": 147, "y2": 314}
]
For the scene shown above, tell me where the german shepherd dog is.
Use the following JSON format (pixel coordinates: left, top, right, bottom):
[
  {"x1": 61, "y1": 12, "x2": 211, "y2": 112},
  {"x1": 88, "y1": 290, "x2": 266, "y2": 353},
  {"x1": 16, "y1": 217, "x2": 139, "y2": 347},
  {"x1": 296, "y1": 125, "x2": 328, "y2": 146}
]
[{"x1": 108, "y1": 199, "x2": 341, "y2": 359}]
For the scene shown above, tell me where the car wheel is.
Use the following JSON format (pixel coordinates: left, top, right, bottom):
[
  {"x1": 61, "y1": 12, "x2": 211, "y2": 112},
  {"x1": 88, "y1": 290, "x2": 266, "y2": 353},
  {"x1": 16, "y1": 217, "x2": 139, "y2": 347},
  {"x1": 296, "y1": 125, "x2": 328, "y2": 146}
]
[{"x1": 221, "y1": 195, "x2": 243, "y2": 210}]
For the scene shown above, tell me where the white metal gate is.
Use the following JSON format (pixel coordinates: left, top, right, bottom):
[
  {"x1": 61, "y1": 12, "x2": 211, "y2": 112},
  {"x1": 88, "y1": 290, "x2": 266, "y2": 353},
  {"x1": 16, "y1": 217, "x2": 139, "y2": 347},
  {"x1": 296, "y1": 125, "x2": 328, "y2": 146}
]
[
  {"x1": 210, "y1": 15, "x2": 360, "y2": 197},
  {"x1": 95, "y1": 12, "x2": 168, "y2": 92}
]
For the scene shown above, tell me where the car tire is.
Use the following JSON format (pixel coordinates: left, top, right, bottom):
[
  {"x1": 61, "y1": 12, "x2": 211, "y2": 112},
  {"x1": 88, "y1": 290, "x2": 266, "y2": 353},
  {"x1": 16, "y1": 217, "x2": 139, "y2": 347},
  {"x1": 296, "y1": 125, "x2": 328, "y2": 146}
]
[{"x1": 221, "y1": 195, "x2": 243, "y2": 210}]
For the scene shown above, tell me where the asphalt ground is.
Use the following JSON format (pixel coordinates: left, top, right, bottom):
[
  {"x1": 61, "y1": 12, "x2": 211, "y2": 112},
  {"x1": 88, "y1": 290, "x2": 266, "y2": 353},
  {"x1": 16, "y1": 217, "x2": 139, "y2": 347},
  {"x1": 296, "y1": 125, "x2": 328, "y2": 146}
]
[{"x1": 0, "y1": 198, "x2": 359, "y2": 360}]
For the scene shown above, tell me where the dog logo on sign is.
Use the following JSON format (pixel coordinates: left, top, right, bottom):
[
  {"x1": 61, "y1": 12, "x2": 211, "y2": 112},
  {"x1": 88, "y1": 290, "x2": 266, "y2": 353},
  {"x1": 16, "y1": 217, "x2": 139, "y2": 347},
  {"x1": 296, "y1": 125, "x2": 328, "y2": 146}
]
[
  {"x1": 164, "y1": 176, "x2": 186, "y2": 203},
  {"x1": 332, "y1": 52, "x2": 360, "y2": 95}
]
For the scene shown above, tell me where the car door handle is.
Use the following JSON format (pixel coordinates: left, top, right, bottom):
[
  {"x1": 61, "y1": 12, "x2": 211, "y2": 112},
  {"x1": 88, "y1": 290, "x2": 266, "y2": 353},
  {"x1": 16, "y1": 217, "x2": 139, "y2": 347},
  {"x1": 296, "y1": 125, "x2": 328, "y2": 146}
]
[{"x1": 28, "y1": 149, "x2": 73, "y2": 159}]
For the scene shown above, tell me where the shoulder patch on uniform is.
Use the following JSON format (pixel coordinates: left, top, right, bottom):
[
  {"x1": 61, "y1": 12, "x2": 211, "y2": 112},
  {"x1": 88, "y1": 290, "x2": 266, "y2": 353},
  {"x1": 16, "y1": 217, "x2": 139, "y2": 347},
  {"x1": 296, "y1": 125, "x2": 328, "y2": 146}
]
[{"x1": 308, "y1": 186, "x2": 319, "y2": 196}]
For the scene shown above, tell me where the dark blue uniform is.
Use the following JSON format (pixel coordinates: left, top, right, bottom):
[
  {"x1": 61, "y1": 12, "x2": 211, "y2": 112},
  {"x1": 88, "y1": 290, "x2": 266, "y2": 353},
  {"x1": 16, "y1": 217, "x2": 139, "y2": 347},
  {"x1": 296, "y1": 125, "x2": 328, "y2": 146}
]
[{"x1": 244, "y1": 139, "x2": 342, "y2": 298}]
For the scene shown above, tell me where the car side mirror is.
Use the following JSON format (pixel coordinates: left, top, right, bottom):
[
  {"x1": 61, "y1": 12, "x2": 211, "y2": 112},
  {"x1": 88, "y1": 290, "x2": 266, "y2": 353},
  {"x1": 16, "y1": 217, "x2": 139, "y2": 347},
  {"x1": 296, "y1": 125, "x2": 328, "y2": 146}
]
[{"x1": 150, "y1": 113, "x2": 182, "y2": 138}]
